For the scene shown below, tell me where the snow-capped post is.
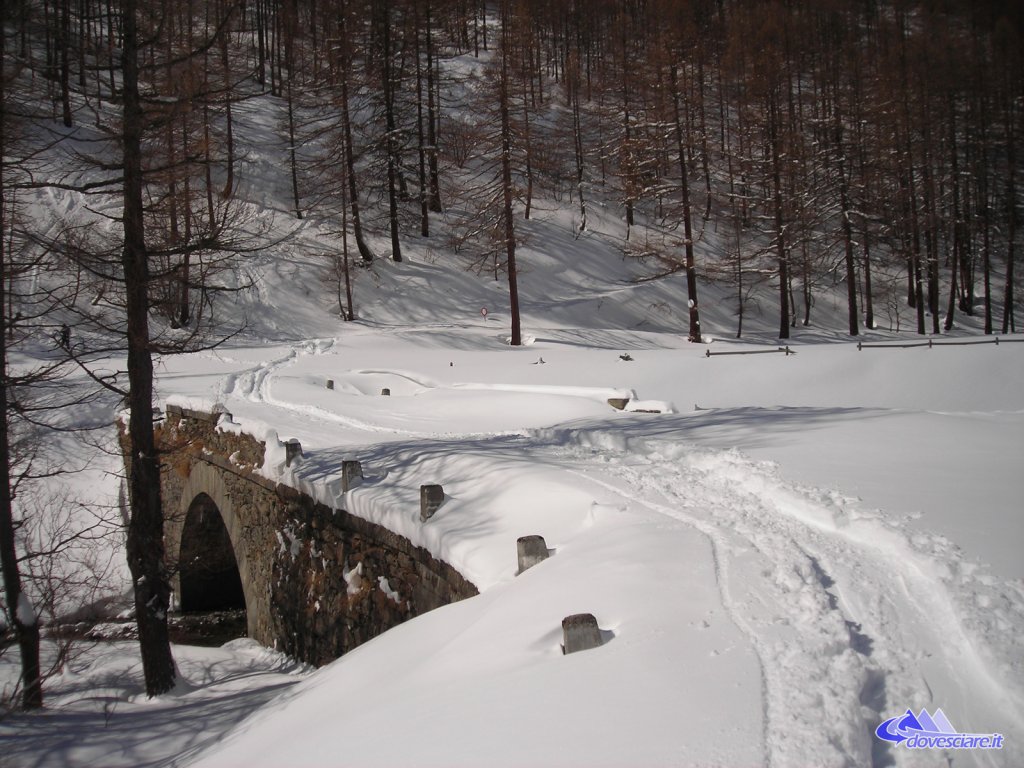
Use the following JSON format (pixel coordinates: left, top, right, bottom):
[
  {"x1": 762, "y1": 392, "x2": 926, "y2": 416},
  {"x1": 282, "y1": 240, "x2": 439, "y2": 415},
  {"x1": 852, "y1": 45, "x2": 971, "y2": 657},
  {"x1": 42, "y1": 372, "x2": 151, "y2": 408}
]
[
  {"x1": 562, "y1": 613, "x2": 603, "y2": 654},
  {"x1": 516, "y1": 535, "x2": 549, "y2": 574},
  {"x1": 341, "y1": 460, "x2": 363, "y2": 492},
  {"x1": 327, "y1": 379, "x2": 335, "y2": 390},
  {"x1": 420, "y1": 484, "x2": 444, "y2": 521},
  {"x1": 381, "y1": 388, "x2": 391, "y2": 396},
  {"x1": 285, "y1": 439, "x2": 303, "y2": 467}
]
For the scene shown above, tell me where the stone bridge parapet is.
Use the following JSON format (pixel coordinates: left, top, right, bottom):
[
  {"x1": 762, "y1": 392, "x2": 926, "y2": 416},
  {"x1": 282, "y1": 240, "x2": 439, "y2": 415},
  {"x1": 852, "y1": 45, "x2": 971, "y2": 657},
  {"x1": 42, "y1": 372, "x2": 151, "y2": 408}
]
[{"x1": 156, "y1": 405, "x2": 477, "y2": 666}]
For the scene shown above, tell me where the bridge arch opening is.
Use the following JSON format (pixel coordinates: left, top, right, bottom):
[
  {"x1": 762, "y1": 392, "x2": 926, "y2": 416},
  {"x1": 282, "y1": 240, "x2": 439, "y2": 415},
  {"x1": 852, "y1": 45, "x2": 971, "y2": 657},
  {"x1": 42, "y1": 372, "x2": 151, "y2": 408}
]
[{"x1": 179, "y1": 493, "x2": 246, "y2": 613}]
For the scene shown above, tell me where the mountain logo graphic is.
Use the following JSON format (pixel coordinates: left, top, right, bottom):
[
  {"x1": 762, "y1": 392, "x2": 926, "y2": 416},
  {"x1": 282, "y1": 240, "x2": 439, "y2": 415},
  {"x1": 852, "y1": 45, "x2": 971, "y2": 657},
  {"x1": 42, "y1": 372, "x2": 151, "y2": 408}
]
[{"x1": 876, "y1": 708, "x2": 1004, "y2": 751}]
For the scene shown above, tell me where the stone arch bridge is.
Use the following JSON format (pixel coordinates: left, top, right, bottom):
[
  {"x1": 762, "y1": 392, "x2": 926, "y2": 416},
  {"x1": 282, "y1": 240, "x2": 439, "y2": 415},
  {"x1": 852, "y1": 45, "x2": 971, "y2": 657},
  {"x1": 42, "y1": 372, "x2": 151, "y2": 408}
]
[{"x1": 157, "y1": 405, "x2": 477, "y2": 666}]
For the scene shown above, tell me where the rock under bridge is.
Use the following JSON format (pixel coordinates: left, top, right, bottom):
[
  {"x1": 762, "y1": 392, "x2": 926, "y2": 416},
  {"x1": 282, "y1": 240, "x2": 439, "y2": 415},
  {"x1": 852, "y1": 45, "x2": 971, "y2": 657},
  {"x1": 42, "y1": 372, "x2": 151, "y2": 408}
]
[{"x1": 157, "y1": 405, "x2": 477, "y2": 666}]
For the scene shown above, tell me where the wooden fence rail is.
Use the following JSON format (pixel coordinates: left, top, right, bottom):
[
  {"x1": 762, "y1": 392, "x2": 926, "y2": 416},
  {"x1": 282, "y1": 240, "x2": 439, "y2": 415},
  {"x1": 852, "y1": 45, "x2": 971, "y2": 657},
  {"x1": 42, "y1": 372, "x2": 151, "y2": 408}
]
[
  {"x1": 703, "y1": 337, "x2": 1022, "y2": 357},
  {"x1": 857, "y1": 337, "x2": 1024, "y2": 350},
  {"x1": 705, "y1": 346, "x2": 795, "y2": 357}
]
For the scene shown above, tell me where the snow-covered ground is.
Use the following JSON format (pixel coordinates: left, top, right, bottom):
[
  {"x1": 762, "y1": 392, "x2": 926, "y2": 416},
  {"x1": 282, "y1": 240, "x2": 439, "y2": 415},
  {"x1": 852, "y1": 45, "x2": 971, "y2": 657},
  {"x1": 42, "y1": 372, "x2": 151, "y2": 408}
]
[
  {"x1": 3, "y1": 264, "x2": 1022, "y2": 767},
  {"x1": 161, "y1": 324, "x2": 1024, "y2": 768},
  {"x1": 2, "y1": 67, "x2": 1022, "y2": 768}
]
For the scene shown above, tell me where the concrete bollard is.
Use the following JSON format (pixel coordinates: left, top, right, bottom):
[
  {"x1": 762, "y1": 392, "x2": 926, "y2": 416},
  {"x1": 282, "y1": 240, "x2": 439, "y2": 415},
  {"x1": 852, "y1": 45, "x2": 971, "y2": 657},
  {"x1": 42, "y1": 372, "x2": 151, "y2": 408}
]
[
  {"x1": 284, "y1": 439, "x2": 303, "y2": 467},
  {"x1": 341, "y1": 460, "x2": 363, "y2": 492},
  {"x1": 516, "y1": 535, "x2": 549, "y2": 574},
  {"x1": 381, "y1": 388, "x2": 391, "y2": 396},
  {"x1": 327, "y1": 379, "x2": 335, "y2": 390},
  {"x1": 420, "y1": 484, "x2": 444, "y2": 522},
  {"x1": 562, "y1": 613, "x2": 603, "y2": 655}
]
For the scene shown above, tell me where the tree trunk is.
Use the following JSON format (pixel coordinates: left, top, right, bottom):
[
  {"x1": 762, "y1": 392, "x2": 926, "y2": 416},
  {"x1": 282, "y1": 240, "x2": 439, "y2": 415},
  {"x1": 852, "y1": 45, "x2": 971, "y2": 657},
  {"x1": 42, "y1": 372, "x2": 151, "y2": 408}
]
[
  {"x1": 58, "y1": 0, "x2": 72, "y2": 126},
  {"x1": 0, "y1": 29, "x2": 44, "y2": 705},
  {"x1": 768, "y1": 90, "x2": 790, "y2": 340},
  {"x1": 521, "y1": 69, "x2": 533, "y2": 221},
  {"x1": 618, "y1": 12, "x2": 634, "y2": 229},
  {"x1": 381, "y1": 1, "x2": 402, "y2": 262},
  {"x1": 979, "y1": 92, "x2": 993, "y2": 333},
  {"x1": 425, "y1": 1, "x2": 442, "y2": 213},
  {"x1": 862, "y1": 232, "x2": 875, "y2": 331},
  {"x1": 944, "y1": 246, "x2": 959, "y2": 332},
  {"x1": 340, "y1": 176, "x2": 354, "y2": 320},
  {"x1": 121, "y1": 0, "x2": 177, "y2": 698},
  {"x1": 339, "y1": 0, "x2": 374, "y2": 262},
  {"x1": 284, "y1": 3, "x2": 302, "y2": 219},
  {"x1": 696, "y1": 55, "x2": 711, "y2": 218},
  {"x1": 945, "y1": 98, "x2": 962, "y2": 332},
  {"x1": 202, "y1": 98, "x2": 215, "y2": 230},
  {"x1": 569, "y1": 55, "x2": 587, "y2": 232},
  {"x1": 922, "y1": 136, "x2": 940, "y2": 335},
  {"x1": 1002, "y1": 87, "x2": 1018, "y2": 334},
  {"x1": 0, "y1": 352, "x2": 42, "y2": 711},
  {"x1": 500, "y1": 0, "x2": 521, "y2": 346},
  {"x1": 180, "y1": 111, "x2": 193, "y2": 327},
  {"x1": 905, "y1": 133, "x2": 926, "y2": 334},
  {"x1": 671, "y1": 63, "x2": 702, "y2": 343},
  {"x1": 833, "y1": 100, "x2": 859, "y2": 336},
  {"x1": 415, "y1": 8, "x2": 429, "y2": 237},
  {"x1": 621, "y1": 51, "x2": 634, "y2": 228},
  {"x1": 255, "y1": 0, "x2": 266, "y2": 87},
  {"x1": 220, "y1": 22, "x2": 235, "y2": 199}
]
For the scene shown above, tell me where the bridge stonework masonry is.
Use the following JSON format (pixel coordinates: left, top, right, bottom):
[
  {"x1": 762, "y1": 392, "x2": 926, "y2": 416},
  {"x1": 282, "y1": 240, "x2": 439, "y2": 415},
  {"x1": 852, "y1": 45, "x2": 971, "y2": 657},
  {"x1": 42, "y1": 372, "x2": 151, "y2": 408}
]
[{"x1": 153, "y1": 405, "x2": 478, "y2": 666}]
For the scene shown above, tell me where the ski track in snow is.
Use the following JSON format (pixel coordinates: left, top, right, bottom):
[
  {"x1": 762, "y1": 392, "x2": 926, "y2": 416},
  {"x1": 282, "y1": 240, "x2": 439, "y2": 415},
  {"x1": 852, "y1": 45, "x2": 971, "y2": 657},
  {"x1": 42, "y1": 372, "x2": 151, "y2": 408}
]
[
  {"x1": 550, "y1": 433, "x2": 1023, "y2": 768},
  {"x1": 567, "y1": 454, "x2": 869, "y2": 767},
  {"x1": 222, "y1": 339, "x2": 318, "y2": 405},
  {"x1": 577, "y1": 464, "x2": 776, "y2": 765},
  {"x1": 218, "y1": 339, "x2": 442, "y2": 438}
]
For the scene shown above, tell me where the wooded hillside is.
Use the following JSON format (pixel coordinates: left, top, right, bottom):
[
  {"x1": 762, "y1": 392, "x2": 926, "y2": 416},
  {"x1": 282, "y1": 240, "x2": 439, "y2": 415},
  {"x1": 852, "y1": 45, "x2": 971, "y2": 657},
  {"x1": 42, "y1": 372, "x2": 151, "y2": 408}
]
[{"x1": 2, "y1": 0, "x2": 1022, "y2": 342}]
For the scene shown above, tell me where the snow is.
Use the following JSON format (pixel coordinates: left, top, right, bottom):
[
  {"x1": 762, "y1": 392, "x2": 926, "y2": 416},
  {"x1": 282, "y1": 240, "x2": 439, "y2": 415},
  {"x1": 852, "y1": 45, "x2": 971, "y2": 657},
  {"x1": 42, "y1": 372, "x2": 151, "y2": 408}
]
[
  {"x1": 343, "y1": 560, "x2": 364, "y2": 596},
  {"x1": 7, "y1": 320, "x2": 1021, "y2": 767},
  {"x1": 377, "y1": 576, "x2": 401, "y2": 603},
  {"x1": 2, "y1": 58, "x2": 1022, "y2": 768},
  {"x1": 0, "y1": 640, "x2": 310, "y2": 768},
  {"x1": 16, "y1": 593, "x2": 37, "y2": 627}
]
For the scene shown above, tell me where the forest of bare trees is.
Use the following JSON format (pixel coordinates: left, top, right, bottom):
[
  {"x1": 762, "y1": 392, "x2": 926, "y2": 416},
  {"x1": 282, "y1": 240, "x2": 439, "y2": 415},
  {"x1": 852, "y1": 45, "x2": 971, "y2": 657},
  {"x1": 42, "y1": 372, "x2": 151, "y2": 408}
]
[
  {"x1": 4, "y1": 0, "x2": 1020, "y2": 340},
  {"x1": 1, "y1": 0, "x2": 1021, "y2": 703}
]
